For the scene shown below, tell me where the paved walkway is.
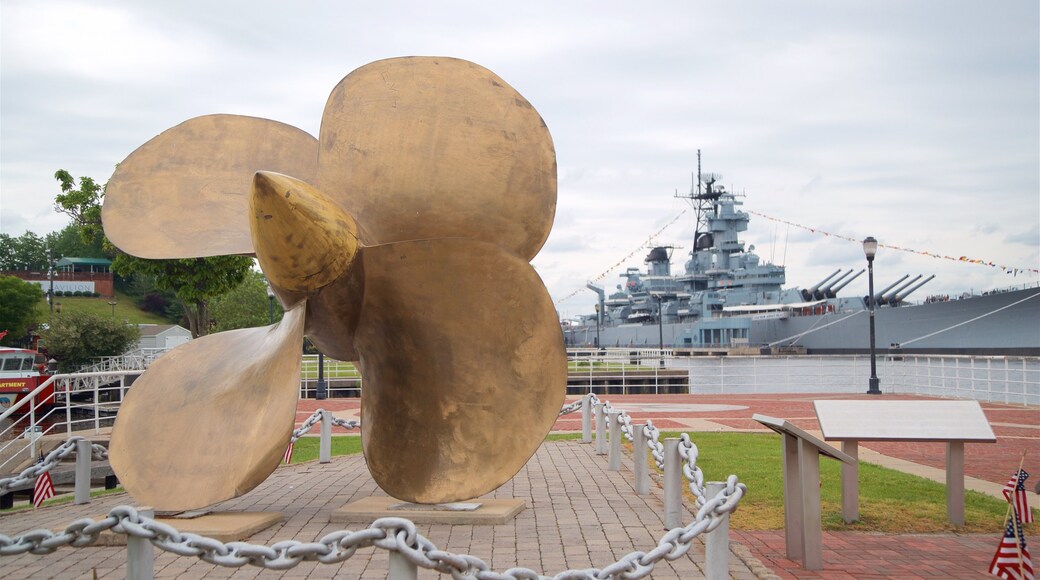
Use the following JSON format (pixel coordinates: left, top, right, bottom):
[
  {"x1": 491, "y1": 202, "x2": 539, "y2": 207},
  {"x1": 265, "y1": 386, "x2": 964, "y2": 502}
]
[
  {"x1": 299, "y1": 392, "x2": 1040, "y2": 579},
  {"x1": 2, "y1": 392, "x2": 1037, "y2": 578},
  {"x1": 1, "y1": 439, "x2": 759, "y2": 579}
]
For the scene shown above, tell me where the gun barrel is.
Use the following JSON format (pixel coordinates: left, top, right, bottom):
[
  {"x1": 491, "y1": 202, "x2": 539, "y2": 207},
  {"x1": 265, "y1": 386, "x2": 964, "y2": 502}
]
[
  {"x1": 895, "y1": 275, "x2": 935, "y2": 303},
  {"x1": 874, "y1": 274, "x2": 910, "y2": 304},
  {"x1": 828, "y1": 269, "x2": 864, "y2": 297}
]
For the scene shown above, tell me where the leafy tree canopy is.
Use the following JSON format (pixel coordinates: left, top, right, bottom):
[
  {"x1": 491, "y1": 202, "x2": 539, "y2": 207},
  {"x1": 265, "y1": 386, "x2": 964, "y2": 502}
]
[
  {"x1": 53, "y1": 170, "x2": 253, "y2": 337},
  {"x1": 42, "y1": 311, "x2": 139, "y2": 372},
  {"x1": 0, "y1": 275, "x2": 44, "y2": 346},
  {"x1": 210, "y1": 270, "x2": 285, "y2": 332}
]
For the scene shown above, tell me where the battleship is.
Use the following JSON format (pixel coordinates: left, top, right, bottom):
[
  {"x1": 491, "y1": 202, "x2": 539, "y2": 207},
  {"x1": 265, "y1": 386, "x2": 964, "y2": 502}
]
[{"x1": 564, "y1": 156, "x2": 1040, "y2": 356}]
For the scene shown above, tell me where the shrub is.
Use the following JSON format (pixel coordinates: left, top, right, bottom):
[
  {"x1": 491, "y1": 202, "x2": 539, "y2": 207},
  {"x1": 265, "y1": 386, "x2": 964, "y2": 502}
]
[
  {"x1": 91, "y1": 291, "x2": 100, "y2": 298},
  {"x1": 72, "y1": 290, "x2": 83, "y2": 297},
  {"x1": 42, "y1": 312, "x2": 139, "y2": 372}
]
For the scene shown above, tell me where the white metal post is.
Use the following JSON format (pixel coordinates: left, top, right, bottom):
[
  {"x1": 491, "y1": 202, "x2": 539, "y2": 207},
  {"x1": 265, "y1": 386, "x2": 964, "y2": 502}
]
[
  {"x1": 633, "y1": 423, "x2": 649, "y2": 495},
  {"x1": 127, "y1": 507, "x2": 155, "y2": 580},
  {"x1": 320, "y1": 410, "x2": 332, "y2": 464},
  {"x1": 663, "y1": 438, "x2": 682, "y2": 529},
  {"x1": 581, "y1": 396, "x2": 592, "y2": 443},
  {"x1": 705, "y1": 481, "x2": 730, "y2": 580},
  {"x1": 607, "y1": 410, "x2": 621, "y2": 471},
  {"x1": 594, "y1": 403, "x2": 606, "y2": 455},
  {"x1": 388, "y1": 550, "x2": 418, "y2": 579},
  {"x1": 74, "y1": 439, "x2": 91, "y2": 504}
]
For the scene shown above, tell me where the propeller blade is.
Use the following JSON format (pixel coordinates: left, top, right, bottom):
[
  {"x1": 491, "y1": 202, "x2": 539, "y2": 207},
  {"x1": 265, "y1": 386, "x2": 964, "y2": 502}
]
[
  {"x1": 353, "y1": 238, "x2": 567, "y2": 503},
  {"x1": 317, "y1": 57, "x2": 557, "y2": 261},
  {"x1": 109, "y1": 306, "x2": 306, "y2": 511},
  {"x1": 104, "y1": 114, "x2": 318, "y2": 259}
]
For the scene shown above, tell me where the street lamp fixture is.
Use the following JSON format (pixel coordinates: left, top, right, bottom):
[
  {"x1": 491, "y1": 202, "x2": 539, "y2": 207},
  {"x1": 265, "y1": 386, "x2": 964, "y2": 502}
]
[{"x1": 863, "y1": 236, "x2": 881, "y2": 394}]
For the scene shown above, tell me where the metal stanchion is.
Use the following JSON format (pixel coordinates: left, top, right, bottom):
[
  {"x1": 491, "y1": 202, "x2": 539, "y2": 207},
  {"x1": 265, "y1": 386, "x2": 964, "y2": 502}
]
[
  {"x1": 581, "y1": 396, "x2": 592, "y2": 443},
  {"x1": 320, "y1": 410, "x2": 332, "y2": 464},
  {"x1": 663, "y1": 438, "x2": 682, "y2": 529},
  {"x1": 127, "y1": 507, "x2": 155, "y2": 579},
  {"x1": 388, "y1": 550, "x2": 418, "y2": 579},
  {"x1": 705, "y1": 481, "x2": 730, "y2": 580},
  {"x1": 607, "y1": 410, "x2": 621, "y2": 471},
  {"x1": 594, "y1": 403, "x2": 606, "y2": 455},
  {"x1": 74, "y1": 439, "x2": 91, "y2": 505},
  {"x1": 633, "y1": 423, "x2": 649, "y2": 495}
]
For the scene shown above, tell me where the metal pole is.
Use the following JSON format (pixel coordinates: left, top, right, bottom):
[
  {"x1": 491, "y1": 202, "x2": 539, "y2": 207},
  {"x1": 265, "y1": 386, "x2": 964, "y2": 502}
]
[
  {"x1": 74, "y1": 439, "x2": 91, "y2": 504},
  {"x1": 633, "y1": 423, "x2": 649, "y2": 495},
  {"x1": 607, "y1": 410, "x2": 621, "y2": 471},
  {"x1": 663, "y1": 438, "x2": 682, "y2": 529},
  {"x1": 705, "y1": 481, "x2": 730, "y2": 580},
  {"x1": 319, "y1": 410, "x2": 332, "y2": 464},
  {"x1": 581, "y1": 396, "x2": 592, "y2": 443},
  {"x1": 317, "y1": 352, "x2": 328, "y2": 400},
  {"x1": 127, "y1": 507, "x2": 155, "y2": 579},
  {"x1": 388, "y1": 550, "x2": 418, "y2": 579},
  {"x1": 594, "y1": 403, "x2": 606, "y2": 455},
  {"x1": 657, "y1": 297, "x2": 665, "y2": 367},
  {"x1": 268, "y1": 295, "x2": 274, "y2": 325},
  {"x1": 866, "y1": 255, "x2": 881, "y2": 394}
]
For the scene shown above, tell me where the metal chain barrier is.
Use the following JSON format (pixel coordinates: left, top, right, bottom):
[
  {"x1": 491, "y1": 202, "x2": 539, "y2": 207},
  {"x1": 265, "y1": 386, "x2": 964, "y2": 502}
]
[
  {"x1": 0, "y1": 436, "x2": 106, "y2": 494},
  {"x1": 677, "y1": 433, "x2": 707, "y2": 508},
  {"x1": 558, "y1": 399, "x2": 584, "y2": 417},
  {"x1": 290, "y1": 409, "x2": 360, "y2": 443},
  {"x1": 1, "y1": 479, "x2": 743, "y2": 579},
  {"x1": 643, "y1": 420, "x2": 665, "y2": 470}
]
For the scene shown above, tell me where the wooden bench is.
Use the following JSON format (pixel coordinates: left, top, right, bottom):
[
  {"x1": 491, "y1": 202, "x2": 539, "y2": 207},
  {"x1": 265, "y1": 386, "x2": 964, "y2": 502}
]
[{"x1": 812, "y1": 399, "x2": 996, "y2": 526}]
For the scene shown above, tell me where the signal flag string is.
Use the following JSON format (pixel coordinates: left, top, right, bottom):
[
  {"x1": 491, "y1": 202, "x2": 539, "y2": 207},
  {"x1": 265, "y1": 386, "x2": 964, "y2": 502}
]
[
  {"x1": 555, "y1": 209, "x2": 687, "y2": 306},
  {"x1": 747, "y1": 211, "x2": 1039, "y2": 276}
]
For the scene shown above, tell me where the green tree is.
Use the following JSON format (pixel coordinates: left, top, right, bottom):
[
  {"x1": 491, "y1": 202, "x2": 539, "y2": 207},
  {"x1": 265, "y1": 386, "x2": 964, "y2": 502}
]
[
  {"x1": 53, "y1": 170, "x2": 253, "y2": 337},
  {"x1": 45, "y1": 223, "x2": 106, "y2": 261},
  {"x1": 0, "y1": 231, "x2": 49, "y2": 271},
  {"x1": 0, "y1": 275, "x2": 44, "y2": 346},
  {"x1": 42, "y1": 311, "x2": 139, "y2": 372},
  {"x1": 210, "y1": 270, "x2": 284, "y2": 332}
]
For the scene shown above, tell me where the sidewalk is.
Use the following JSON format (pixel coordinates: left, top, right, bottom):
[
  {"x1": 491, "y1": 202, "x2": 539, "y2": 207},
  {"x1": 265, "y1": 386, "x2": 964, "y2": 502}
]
[{"x1": 1, "y1": 439, "x2": 760, "y2": 579}]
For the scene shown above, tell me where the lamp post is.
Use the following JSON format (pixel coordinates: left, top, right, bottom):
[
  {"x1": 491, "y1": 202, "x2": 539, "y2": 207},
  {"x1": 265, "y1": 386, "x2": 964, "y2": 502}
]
[
  {"x1": 863, "y1": 236, "x2": 881, "y2": 394},
  {"x1": 316, "y1": 352, "x2": 328, "y2": 400},
  {"x1": 107, "y1": 299, "x2": 118, "y2": 317},
  {"x1": 655, "y1": 295, "x2": 665, "y2": 368},
  {"x1": 47, "y1": 248, "x2": 54, "y2": 317},
  {"x1": 594, "y1": 303, "x2": 601, "y2": 349}
]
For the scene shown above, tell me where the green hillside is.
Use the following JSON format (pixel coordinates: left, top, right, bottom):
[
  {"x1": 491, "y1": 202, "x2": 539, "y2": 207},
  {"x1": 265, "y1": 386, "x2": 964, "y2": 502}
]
[{"x1": 35, "y1": 291, "x2": 173, "y2": 326}]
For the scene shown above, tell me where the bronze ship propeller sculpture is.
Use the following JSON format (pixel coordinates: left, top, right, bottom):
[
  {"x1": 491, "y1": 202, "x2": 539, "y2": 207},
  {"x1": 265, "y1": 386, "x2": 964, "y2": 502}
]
[{"x1": 102, "y1": 57, "x2": 567, "y2": 511}]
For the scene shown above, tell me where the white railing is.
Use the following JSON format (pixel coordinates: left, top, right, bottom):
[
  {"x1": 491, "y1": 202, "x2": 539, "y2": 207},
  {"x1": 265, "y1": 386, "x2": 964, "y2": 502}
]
[
  {"x1": 298, "y1": 354, "x2": 361, "y2": 399},
  {"x1": 0, "y1": 370, "x2": 143, "y2": 474},
  {"x1": 676, "y1": 354, "x2": 1040, "y2": 405},
  {"x1": 567, "y1": 348, "x2": 687, "y2": 394}
]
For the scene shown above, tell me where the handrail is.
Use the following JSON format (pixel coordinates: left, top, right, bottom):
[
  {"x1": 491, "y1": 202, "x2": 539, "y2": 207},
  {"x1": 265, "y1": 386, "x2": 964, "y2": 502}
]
[{"x1": 0, "y1": 370, "x2": 145, "y2": 423}]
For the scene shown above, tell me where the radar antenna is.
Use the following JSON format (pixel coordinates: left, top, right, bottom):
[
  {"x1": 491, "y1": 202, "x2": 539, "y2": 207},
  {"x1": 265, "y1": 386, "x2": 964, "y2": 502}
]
[{"x1": 675, "y1": 150, "x2": 723, "y2": 252}]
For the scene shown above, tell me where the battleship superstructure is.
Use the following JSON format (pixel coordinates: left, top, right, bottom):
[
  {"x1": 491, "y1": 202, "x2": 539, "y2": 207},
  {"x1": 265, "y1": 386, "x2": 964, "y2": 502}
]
[{"x1": 567, "y1": 156, "x2": 1040, "y2": 355}]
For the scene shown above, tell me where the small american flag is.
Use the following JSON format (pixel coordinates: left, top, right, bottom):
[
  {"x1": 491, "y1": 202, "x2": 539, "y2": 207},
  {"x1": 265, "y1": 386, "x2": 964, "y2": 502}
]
[
  {"x1": 32, "y1": 471, "x2": 55, "y2": 508},
  {"x1": 989, "y1": 511, "x2": 1034, "y2": 580},
  {"x1": 1004, "y1": 469, "x2": 1034, "y2": 524},
  {"x1": 283, "y1": 440, "x2": 294, "y2": 464}
]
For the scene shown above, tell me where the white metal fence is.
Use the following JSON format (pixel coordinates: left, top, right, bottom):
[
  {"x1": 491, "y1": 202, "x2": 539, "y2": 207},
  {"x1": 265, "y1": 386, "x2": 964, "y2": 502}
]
[{"x1": 671, "y1": 353, "x2": 1040, "y2": 405}]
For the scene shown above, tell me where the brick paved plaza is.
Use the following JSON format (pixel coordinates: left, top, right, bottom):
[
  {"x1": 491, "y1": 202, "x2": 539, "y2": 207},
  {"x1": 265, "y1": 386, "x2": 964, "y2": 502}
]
[{"x1": 2, "y1": 392, "x2": 1037, "y2": 578}]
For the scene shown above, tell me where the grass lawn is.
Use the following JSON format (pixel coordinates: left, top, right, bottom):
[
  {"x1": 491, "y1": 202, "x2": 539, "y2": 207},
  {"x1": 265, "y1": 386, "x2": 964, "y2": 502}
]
[
  {"x1": 35, "y1": 290, "x2": 171, "y2": 325},
  {"x1": 658, "y1": 431, "x2": 1037, "y2": 534},
  {"x1": 281, "y1": 431, "x2": 1036, "y2": 534}
]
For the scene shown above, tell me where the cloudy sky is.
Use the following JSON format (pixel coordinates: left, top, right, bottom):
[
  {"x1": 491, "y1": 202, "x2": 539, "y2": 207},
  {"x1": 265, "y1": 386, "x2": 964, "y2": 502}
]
[{"x1": 2, "y1": 0, "x2": 1037, "y2": 318}]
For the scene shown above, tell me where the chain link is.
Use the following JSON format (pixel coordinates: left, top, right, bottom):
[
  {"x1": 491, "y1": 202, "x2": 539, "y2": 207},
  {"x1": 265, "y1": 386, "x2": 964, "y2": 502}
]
[
  {"x1": 2, "y1": 393, "x2": 746, "y2": 580},
  {"x1": 0, "y1": 436, "x2": 104, "y2": 494},
  {"x1": 290, "y1": 409, "x2": 360, "y2": 443},
  {"x1": 1, "y1": 476, "x2": 744, "y2": 579}
]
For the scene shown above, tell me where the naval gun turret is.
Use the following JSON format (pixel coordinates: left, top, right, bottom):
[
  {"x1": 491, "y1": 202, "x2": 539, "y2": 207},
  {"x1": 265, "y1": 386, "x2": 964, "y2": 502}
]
[
  {"x1": 814, "y1": 269, "x2": 857, "y2": 300},
  {"x1": 801, "y1": 269, "x2": 843, "y2": 301},
  {"x1": 827, "y1": 269, "x2": 864, "y2": 298},
  {"x1": 880, "y1": 275, "x2": 922, "y2": 305},
  {"x1": 892, "y1": 275, "x2": 935, "y2": 304},
  {"x1": 870, "y1": 274, "x2": 910, "y2": 306}
]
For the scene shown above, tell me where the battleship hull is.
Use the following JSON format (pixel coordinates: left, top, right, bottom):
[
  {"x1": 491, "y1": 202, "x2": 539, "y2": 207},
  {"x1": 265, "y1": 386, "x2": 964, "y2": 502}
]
[{"x1": 567, "y1": 286, "x2": 1040, "y2": 356}]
